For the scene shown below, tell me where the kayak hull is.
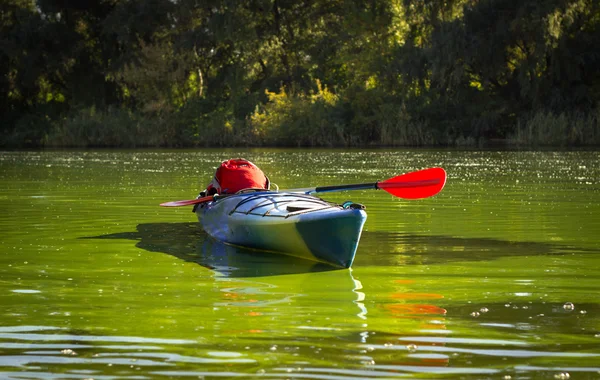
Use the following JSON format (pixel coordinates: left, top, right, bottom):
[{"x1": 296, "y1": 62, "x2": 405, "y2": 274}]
[{"x1": 196, "y1": 192, "x2": 367, "y2": 268}]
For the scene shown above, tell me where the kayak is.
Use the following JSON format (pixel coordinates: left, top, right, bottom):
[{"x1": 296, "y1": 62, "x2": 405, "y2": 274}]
[
  {"x1": 161, "y1": 167, "x2": 447, "y2": 267},
  {"x1": 195, "y1": 191, "x2": 367, "y2": 268}
]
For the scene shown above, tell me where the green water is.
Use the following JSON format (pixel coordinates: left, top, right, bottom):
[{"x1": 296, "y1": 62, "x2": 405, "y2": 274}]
[{"x1": 1, "y1": 149, "x2": 599, "y2": 379}]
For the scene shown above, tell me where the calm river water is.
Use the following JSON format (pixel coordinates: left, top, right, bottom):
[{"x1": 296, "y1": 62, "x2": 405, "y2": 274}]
[{"x1": 1, "y1": 149, "x2": 599, "y2": 379}]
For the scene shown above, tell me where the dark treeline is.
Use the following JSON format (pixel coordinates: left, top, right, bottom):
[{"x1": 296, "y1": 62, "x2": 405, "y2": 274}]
[{"x1": 2, "y1": 0, "x2": 600, "y2": 148}]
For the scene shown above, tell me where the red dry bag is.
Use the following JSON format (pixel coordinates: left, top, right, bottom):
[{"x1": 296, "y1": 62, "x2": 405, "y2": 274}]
[{"x1": 206, "y1": 159, "x2": 270, "y2": 195}]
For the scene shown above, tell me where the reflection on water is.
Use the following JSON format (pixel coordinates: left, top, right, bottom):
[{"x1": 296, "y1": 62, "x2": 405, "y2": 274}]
[
  {"x1": 86, "y1": 222, "x2": 597, "y2": 276},
  {"x1": 356, "y1": 230, "x2": 598, "y2": 266},
  {"x1": 84, "y1": 222, "x2": 338, "y2": 277}
]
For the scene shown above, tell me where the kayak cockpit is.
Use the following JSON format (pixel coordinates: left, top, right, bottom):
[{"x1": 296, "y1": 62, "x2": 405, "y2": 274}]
[{"x1": 226, "y1": 192, "x2": 339, "y2": 218}]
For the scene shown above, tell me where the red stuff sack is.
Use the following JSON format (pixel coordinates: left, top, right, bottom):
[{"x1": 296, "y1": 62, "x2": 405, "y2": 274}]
[{"x1": 205, "y1": 159, "x2": 270, "y2": 195}]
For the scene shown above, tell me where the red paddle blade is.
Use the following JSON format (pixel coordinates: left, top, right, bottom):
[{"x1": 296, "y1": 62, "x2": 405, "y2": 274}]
[
  {"x1": 378, "y1": 167, "x2": 446, "y2": 199},
  {"x1": 160, "y1": 195, "x2": 214, "y2": 207}
]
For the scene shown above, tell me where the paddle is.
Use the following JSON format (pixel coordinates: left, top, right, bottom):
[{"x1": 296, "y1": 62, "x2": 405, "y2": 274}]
[
  {"x1": 160, "y1": 195, "x2": 215, "y2": 207},
  {"x1": 288, "y1": 167, "x2": 446, "y2": 199},
  {"x1": 160, "y1": 167, "x2": 446, "y2": 207}
]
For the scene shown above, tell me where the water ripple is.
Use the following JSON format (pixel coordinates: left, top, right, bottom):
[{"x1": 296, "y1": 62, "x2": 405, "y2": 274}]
[
  {"x1": 0, "y1": 372, "x2": 146, "y2": 380},
  {"x1": 96, "y1": 352, "x2": 256, "y2": 364},
  {"x1": 0, "y1": 332, "x2": 196, "y2": 344}
]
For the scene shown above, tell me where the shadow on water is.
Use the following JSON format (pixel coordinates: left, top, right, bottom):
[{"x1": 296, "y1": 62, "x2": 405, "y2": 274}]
[
  {"x1": 356, "y1": 231, "x2": 597, "y2": 267},
  {"x1": 82, "y1": 222, "x2": 596, "y2": 277},
  {"x1": 82, "y1": 222, "x2": 338, "y2": 277}
]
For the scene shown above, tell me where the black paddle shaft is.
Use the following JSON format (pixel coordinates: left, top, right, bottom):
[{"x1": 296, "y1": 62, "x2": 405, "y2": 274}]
[{"x1": 314, "y1": 182, "x2": 379, "y2": 193}]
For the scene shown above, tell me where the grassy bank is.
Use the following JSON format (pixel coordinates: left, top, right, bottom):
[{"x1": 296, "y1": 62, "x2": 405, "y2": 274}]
[
  {"x1": 510, "y1": 111, "x2": 600, "y2": 147},
  {"x1": 4, "y1": 90, "x2": 600, "y2": 149}
]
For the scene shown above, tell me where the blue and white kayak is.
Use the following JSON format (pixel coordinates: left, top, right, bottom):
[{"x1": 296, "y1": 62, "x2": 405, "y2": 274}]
[{"x1": 195, "y1": 191, "x2": 367, "y2": 268}]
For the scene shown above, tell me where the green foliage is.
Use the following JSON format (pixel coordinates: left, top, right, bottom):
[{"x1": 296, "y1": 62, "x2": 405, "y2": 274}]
[
  {"x1": 396, "y1": 0, "x2": 600, "y2": 143},
  {"x1": 2, "y1": 0, "x2": 600, "y2": 147},
  {"x1": 119, "y1": 40, "x2": 195, "y2": 113},
  {"x1": 377, "y1": 103, "x2": 436, "y2": 146},
  {"x1": 47, "y1": 108, "x2": 145, "y2": 148},
  {"x1": 250, "y1": 81, "x2": 345, "y2": 146},
  {"x1": 510, "y1": 110, "x2": 600, "y2": 146},
  {"x1": 176, "y1": 98, "x2": 241, "y2": 147},
  {"x1": 44, "y1": 102, "x2": 247, "y2": 148},
  {"x1": 7, "y1": 113, "x2": 54, "y2": 148}
]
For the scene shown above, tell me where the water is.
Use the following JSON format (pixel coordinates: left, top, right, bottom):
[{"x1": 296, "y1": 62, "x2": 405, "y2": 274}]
[{"x1": 1, "y1": 149, "x2": 599, "y2": 379}]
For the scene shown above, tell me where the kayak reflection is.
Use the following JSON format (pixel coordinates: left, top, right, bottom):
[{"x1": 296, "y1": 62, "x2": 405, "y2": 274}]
[
  {"x1": 83, "y1": 222, "x2": 340, "y2": 277},
  {"x1": 211, "y1": 267, "x2": 368, "y2": 331},
  {"x1": 363, "y1": 279, "x2": 450, "y2": 370}
]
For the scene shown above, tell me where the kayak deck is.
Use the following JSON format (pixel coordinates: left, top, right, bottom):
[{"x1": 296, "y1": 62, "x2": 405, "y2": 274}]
[
  {"x1": 196, "y1": 192, "x2": 367, "y2": 268},
  {"x1": 230, "y1": 193, "x2": 338, "y2": 217}
]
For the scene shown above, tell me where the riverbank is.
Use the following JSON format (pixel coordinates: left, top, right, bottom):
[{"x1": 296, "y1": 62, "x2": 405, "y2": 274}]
[{"x1": 3, "y1": 106, "x2": 598, "y2": 149}]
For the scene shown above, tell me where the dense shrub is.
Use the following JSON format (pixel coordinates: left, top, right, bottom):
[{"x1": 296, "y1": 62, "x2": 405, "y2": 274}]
[{"x1": 249, "y1": 81, "x2": 346, "y2": 146}]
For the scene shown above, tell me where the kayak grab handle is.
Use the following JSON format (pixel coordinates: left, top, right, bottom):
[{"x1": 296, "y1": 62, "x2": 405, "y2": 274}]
[{"x1": 342, "y1": 201, "x2": 366, "y2": 210}]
